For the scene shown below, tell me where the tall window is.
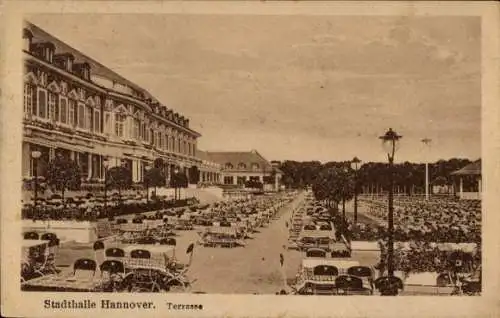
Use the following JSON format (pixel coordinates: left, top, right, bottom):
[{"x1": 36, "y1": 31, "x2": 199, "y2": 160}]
[
  {"x1": 178, "y1": 139, "x2": 181, "y2": 153},
  {"x1": 37, "y1": 88, "x2": 47, "y2": 119},
  {"x1": 59, "y1": 97, "x2": 68, "y2": 124},
  {"x1": 133, "y1": 118, "x2": 140, "y2": 140},
  {"x1": 23, "y1": 83, "x2": 33, "y2": 115},
  {"x1": 141, "y1": 122, "x2": 147, "y2": 141},
  {"x1": 78, "y1": 103, "x2": 85, "y2": 129},
  {"x1": 104, "y1": 112, "x2": 111, "y2": 135},
  {"x1": 94, "y1": 109, "x2": 100, "y2": 133},
  {"x1": 150, "y1": 128, "x2": 154, "y2": 145},
  {"x1": 85, "y1": 105, "x2": 92, "y2": 131},
  {"x1": 115, "y1": 113, "x2": 126, "y2": 137},
  {"x1": 48, "y1": 92, "x2": 58, "y2": 122},
  {"x1": 68, "y1": 99, "x2": 76, "y2": 126}
]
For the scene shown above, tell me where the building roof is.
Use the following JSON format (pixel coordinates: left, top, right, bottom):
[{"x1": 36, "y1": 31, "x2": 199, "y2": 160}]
[
  {"x1": 451, "y1": 159, "x2": 481, "y2": 176},
  {"x1": 24, "y1": 21, "x2": 201, "y2": 137},
  {"x1": 205, "y1": 150, "x2": 281, "y2": 173},
  {"x1": 26, "y1": 22, "x2": 154, "y2": 101},
  {"x1": 196, "y1": 150, "x2": 209, "y2": 161}
]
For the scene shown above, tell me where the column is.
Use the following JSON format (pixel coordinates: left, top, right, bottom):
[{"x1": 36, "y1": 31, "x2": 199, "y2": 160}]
[
  {"x1": 132, "y1": 160, "x2": 139, "y2": 182},
  {"x1": 459, "y1": 177, "x2": 463, "y2": 199},
  {"x1": 87, "y1": 153, "x2": 92, "y2": 179},
  {"x1": 233, "y1": 175, "x2": 237, "y2": 185},
  {"x1": 478, "y1": 177, "x2": 482, "y2": 198},
  {"x1": 49, "y1": 147, "x2": 56, "y2": 161},
  {"x1": 70, "y1": 151, "x2": 75, "y2": 161}
]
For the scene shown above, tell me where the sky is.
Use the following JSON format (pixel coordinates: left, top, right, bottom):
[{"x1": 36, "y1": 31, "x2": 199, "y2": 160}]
[{"x1": 27, "y1": 14, "x2": 481, "y2": 164}]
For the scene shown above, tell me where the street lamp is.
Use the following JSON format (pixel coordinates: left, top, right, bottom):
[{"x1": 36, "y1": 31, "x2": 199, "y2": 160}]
[
  {"x1": 173, "y1": 166, "x2": 180, "y2": 202},
  {"x1": 103, "y1": 157, "x2": 109, "y2": 218},
  {"x1": 145, "y1": 165, "x2": 151, "y2": 204},
  {"x1": 379, "y1": 128, "x2": 402, "y2": 279},
  {"x1": 31, "y1": 150, "x2": 42, "y2": 221},
  {"x1": 421, "y1": 138, "x2": 432, "y2": 200},
  {"x1": 350, "y1": 156, "x2": 362, "y2": 224}
]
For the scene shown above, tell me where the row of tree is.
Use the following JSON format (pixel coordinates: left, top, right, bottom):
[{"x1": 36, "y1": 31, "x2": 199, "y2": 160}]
[{"x1": 277, "y1": 158, "x2": 476, "y2": 195}]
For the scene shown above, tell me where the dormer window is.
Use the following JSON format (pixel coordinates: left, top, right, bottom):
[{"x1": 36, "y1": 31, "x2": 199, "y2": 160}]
[
  {"x1": 73, "y1": 62, "x2": 91, "y2": 80},
  {"x1": 31, "y1": 42, "x2": 55, "y2": 63},
  {"x1": 251, "y1": 163, "x2": 260, "y2": 171},
  {"x1": 54, "y1": 53, "x2": 75, "y2": 72},
  {"x1": 225, "y1": 163, "x2": 233, "y2": 170},
  {"x1": 238, "y1": 163, "x2": 247, "y2": 170},
  {"x1": 23, "y1": 28, "x2": 33, "y2": 51}
]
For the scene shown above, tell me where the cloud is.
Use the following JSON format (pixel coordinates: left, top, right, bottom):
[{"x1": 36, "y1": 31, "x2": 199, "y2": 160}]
[{"x1": 27, "y1": 14, "x2": 481, "y2": 162}]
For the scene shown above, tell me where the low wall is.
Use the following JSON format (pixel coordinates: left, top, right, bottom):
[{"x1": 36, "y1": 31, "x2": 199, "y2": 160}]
[{"x1": 22, "y1": 220, "x2": 97, "y2": 243}]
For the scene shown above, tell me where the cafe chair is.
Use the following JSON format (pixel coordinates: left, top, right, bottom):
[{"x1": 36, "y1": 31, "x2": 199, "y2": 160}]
[
  {"x1": 105, "y1": 247, "x2": 125, "y2": 262},
  {"x1": 24, "y1": 231, "x2": 39, "y2": 240},
  {"x1": 73, "y1": 258, "x2": 97, "y2": 280},
  {"x1": 335, "y1": 275, "x2": 367, "y2": 295},
  {"x1": 374, "y1": 276, "x2": 404, "y2": 296},
  {"x1": 100, "y1": 260, "x2": 125, "y2": 292}
]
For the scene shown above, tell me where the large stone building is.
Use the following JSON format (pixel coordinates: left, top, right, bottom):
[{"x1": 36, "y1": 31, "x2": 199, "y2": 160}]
[
  {"x1": 21, "y1": 22, "x2": 220, "y2": 187},
  {"x1": 204, "y1": 150, "x2": 282, "y2": 190}
]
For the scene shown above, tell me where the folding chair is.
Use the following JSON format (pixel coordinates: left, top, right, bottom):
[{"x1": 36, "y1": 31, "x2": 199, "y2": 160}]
[
  {"x1": 72, "y1": 258, "x2": 97, "y2": 281},
  {"x1": 100, "y1": 260, "x2": 125, "y2": 292},
  {"x1": 32, "y1": 243, "x2": 51, "y2": 277},
  {"x1": 93, "y1": 240, "x2": 105, "y2": 265},
  {"x1": 347, "y1": 266, "x2": 374, "y2": 288},
  {"x1": 105, "y1": 247, "x2": 125, "y2": 262}
]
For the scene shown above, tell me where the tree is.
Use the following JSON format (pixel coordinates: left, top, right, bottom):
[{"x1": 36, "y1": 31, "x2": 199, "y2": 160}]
[
  {"x1": 107, "y1": 165, "x2": 132, "y2": 202},
  {"x1": 144, "y1": 167, "x2": 166, "y2": 196},
  {"x1": 188, "y1": 166, "x2": 200, "y2": 184},
  {"x1": 45, "y1": 154, "x2": 81, "y2": 204}
]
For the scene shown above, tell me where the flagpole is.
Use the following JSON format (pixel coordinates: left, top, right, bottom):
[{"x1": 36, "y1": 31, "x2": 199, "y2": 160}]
[{"x1": 421, "y1": 138, "x2": 432, "y2": 200}]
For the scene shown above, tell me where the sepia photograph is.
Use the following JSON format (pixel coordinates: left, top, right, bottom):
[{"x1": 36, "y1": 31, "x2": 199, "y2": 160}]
[{"x1": 1, "y1": 1, "x2": 499, "y2": 317}]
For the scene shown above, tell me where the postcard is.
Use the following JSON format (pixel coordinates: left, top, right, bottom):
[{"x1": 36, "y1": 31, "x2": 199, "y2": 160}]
[{"x1": 1, "y1": 1, "x2": 499, "y2": 317}]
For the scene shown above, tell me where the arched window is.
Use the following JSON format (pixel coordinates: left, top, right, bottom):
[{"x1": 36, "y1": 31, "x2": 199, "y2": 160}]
[
  {"x1": 238, "y1": 162, "x2": 247, "y2": 170},
  {"x1": 251, "y1": 163, "x2": 260, "y2": 171},
  {"x1": 225, "y1": 163, "x2": 233, "y2": 170}
]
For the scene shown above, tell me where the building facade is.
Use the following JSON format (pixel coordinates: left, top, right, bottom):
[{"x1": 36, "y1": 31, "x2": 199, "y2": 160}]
[
  {"x1": 204, "y1": 150, "x2": 282, "y2": 190},
  {"x1": 22, "y1": 22, "x2": 219, "y2": 187}
]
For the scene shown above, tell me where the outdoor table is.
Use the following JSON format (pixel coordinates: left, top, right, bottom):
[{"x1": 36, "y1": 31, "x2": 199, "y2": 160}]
[
  {"x1": 120, "y1": 224, "x2": 150, "y2": 232},
  {"x1": 302, "y1": 259, "x2": 360, "y2": 276},
  {"x1": 21, "y1": 270, "x2": 102, "y2": 292}
]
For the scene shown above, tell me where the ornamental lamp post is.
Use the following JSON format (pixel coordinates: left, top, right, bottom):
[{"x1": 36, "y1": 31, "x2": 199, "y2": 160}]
[
  {"x1": 379, "y1": 128, "x2": 402, "y2": 279},
  {"x1": 350, "y1": 156, "x2": 362, "y2": 224},
  {"x1": 145, "y1": 165, "x2": 152, "y2": 204},
  {"x1": 103, "y1": 157, "x2": 109, "y2": 218},
  {"x1": 31, "y1": 150, "x2": 42, "y2": 221},
  {"x1": 174, "y1": 166, "x2": 182, "y2": 202}
]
